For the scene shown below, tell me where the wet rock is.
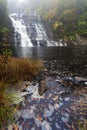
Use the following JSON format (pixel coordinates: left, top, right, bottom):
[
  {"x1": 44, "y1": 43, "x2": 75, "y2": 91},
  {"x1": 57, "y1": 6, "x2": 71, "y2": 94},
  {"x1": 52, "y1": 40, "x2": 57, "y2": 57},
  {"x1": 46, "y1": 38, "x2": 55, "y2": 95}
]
[
  {"x1": 21, "y1": 89, "x2": 27, "y2": 92},
  {"x1": 84, "y1": 81, "x2": 87, "y2": 85},
  {"x1": 31, "y1": 40, "x2": 37, "y2": 46},
  {"x1": 31, "y1": 127, "x2": 35, "y2": 130},
  {"x1": 62, "y1": 78, "x2": 74, "y2": 88},
  {"x1": 55, "y1": 123, "x2": 61, "y2": 129},
  {"x1": 74, "y1": 76, "x2": 87, "y2": 86},
  {"x1": 74, "y1": 76, "x2": 87, "y2": 82},
  {"x1": 41, "y1": 121, "x2": 52, "y2": 130},
  {"x1": 44, "y1": 105, "x2": 54, "y2": 117},
  {"x1": 61, "y1": 91, "x2": 71, "y2": 98},
  {"x1": 39, "y1": 40, "x2": 47, "y2": 46},
  {"x1": 55, "y1": 77, "x2": 63, "y2": 83},
  {"x1": 64, "y1": 97, "x2": 70, "y2": 101},
  {"x1": 61, "y1": 116, "x2": 69, "y2": 123}
]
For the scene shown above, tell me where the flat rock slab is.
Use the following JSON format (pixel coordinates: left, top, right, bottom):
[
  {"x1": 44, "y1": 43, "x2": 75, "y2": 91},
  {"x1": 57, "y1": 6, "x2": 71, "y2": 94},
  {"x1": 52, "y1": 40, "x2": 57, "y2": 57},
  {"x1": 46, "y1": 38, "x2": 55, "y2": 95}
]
[{"x1": 7, "y1": 77, "x2": 87, "y2": 130}]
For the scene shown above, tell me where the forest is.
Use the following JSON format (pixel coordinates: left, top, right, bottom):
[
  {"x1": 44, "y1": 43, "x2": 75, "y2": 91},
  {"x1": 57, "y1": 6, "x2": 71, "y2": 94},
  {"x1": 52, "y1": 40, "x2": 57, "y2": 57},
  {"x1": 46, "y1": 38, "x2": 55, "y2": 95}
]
[
  {"x1": 23, "y1": 0, "x2": 87, "y2": 41},
  {"x1": 0, "y1": 0, "x2": 87, "y2": 42}
]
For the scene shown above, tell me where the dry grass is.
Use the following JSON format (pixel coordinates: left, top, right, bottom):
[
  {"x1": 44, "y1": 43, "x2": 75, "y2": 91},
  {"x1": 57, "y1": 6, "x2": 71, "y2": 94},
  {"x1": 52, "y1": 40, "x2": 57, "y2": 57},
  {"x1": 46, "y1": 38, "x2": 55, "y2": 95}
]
[{"x1": 0, "y1": 56, "x2": 43, "y2": 82}]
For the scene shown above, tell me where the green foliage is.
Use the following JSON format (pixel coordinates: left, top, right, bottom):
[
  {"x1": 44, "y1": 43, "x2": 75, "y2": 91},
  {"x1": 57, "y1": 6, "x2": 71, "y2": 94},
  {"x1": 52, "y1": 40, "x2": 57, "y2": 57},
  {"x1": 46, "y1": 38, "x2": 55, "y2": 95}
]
[
  {"x1": 77, "y1": 120, "x2": 87, "y2": 130},
  {"x1": 25, "y1": 0, "x2": 87, "y2": 41},
  {"x1": 53, "y1": 22, "x2": 63, "y2": 31},
  {"x1": 0, "y1": 27, "x2": 8, "y2": 33},
  {"x1": 2, "y1": 48, "x2": 12, "y2": 64}
]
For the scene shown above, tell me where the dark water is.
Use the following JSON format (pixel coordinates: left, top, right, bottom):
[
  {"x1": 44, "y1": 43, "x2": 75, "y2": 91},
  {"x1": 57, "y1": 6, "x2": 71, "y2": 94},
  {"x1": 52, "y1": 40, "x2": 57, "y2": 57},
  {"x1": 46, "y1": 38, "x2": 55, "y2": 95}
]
[
  {"x1": 0, "y1": 46, "x2": 87, "y2": 76},
  {"x1": 0, "y1": 46, "x2": 87, "y2": 60}
]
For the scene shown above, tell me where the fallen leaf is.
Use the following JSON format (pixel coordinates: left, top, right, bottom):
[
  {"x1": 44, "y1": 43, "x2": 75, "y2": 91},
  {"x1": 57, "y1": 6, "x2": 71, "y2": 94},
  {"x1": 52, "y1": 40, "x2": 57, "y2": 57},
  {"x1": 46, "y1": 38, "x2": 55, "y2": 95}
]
[
  {"x1": 38, "y1": 115, "x2": 42, "y2": 121},
  {"x1": 13, "y1": 124, "x2": 19, "y2": 130}
]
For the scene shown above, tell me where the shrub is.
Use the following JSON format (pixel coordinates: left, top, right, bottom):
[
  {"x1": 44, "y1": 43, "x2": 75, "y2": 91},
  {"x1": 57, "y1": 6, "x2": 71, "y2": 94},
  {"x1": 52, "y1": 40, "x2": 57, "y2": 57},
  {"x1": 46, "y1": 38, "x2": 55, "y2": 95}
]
[
  {"x1": 0, "y1": 80, "x2": 19, "y2": 128},
  {"x1": 0, "y1": 56, "x2": 43, "y2": 82}
]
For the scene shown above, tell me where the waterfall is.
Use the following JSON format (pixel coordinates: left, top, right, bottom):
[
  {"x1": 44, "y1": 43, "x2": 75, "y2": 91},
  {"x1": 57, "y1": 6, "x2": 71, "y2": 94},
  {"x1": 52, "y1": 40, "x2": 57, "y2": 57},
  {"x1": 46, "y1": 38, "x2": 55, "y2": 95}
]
[
  {"x1": 10, "y1": 13, "x2": 67, "y2": 47},
  {"x1": 10, "y1": 14, "x2": 33, "y2": 47},
  {"x1": 34, "y1": 23, "x2": 47, "y2": 46}
]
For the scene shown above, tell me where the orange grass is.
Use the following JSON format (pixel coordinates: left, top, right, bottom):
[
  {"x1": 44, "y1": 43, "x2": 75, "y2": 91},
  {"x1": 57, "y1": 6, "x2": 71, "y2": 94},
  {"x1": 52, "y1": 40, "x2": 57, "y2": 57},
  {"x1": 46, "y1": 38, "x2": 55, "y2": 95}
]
[{"x1": 0, "y1": 56, "x2": 43, "y2": 82}]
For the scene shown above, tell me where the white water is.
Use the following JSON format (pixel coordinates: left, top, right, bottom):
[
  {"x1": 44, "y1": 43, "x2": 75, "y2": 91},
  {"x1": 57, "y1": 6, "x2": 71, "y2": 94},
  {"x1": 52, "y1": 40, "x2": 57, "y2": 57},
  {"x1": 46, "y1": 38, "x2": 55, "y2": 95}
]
[
  {"x1": 34, "y1": 22, "x2": 67, "y2": 47},
  {"x1": 35, "y1": 23, "x2": 47, "y2": 46},
  {"x1": 10, "y1": 13, "x2": 67, "y2": 47},
  {"x1": 10, "y1": 14, "x2": 33, "y2": 47}
]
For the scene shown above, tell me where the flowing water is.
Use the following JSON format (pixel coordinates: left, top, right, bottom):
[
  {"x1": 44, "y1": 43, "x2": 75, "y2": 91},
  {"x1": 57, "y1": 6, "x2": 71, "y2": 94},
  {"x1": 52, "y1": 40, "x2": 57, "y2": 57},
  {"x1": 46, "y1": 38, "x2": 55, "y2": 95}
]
[
  {"x1": 10, "y1": 14, "x2": 33, "y2": 47},
  {"x1": 10, "y1": 13, "x2": 67, "y2": 47}
]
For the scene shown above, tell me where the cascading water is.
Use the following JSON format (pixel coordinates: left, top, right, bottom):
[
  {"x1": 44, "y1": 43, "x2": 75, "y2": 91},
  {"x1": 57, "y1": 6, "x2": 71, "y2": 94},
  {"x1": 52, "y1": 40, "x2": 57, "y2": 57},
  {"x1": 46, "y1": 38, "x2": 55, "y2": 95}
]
[
  {"x1": 10, "y1": 13, "x2": 67, "y2": 47},
  {"x1": 34, "y1": 23, "x2": 47, "y2": 46},
  {"x1": 10, "y1": 14, "x2": 33, "y2": 47},
  {"x1": 34, "y1": 24, "x2": 67, "y2": 46}
]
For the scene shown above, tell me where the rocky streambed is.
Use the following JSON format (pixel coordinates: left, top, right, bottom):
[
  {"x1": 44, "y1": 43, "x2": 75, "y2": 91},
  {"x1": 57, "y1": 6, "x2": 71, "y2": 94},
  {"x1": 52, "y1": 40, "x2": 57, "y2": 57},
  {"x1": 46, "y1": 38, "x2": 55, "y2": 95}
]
[{"x1": 6, "y1": 60, "x2": 87, "y2": 130}]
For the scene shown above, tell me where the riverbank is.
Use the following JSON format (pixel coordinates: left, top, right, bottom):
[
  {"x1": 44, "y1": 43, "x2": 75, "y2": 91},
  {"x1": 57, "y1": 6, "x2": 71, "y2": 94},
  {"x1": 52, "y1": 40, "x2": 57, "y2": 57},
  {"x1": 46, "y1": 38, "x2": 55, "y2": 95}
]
[{"x1": 5, "y1": 60, "x2": 87, "y2": 130}]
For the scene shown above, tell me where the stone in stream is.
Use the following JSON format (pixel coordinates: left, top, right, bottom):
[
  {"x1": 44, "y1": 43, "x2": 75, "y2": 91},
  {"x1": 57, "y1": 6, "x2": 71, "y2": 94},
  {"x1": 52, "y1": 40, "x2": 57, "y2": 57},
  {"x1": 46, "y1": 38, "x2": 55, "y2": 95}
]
[
  {"x1": 74, "y1": 76, "x2": 87, "y2": 85},
  {"x1": 39, "y1": 40, "x2": 47, "y2": 46},
  {"x1": 38, "y1": 80, "x2": 48, "y2": 95},
  {"x1": 84, "y1": 81, "x2": 87, "y2": 85},
  {"x1": 31, "y1": 40, "x2": 37, "y2": 46},
  {"x1": 63, "y1": 76, "x2": 87, "y2": 88}
]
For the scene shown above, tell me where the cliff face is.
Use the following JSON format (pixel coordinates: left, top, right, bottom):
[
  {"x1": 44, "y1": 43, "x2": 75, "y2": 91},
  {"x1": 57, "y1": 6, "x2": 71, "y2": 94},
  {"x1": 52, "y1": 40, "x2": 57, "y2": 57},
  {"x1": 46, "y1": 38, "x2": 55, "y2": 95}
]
[
  {"x1": 7, "y1": 17, "x2": 15, "y2": 45},
  {"x1": 0, "y1": 17, "x2": 14, "y2": 46}
]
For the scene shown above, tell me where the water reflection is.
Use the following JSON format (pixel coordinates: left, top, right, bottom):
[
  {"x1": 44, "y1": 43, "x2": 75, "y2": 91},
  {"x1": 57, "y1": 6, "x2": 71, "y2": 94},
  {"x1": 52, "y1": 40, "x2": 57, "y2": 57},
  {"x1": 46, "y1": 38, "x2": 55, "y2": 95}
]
[
  {"x1": 0, "y1": 46, "x2": 86, "y2": 60},
  {"x1": 0, "y1": 46, "x2": 87, "y2": 76}
]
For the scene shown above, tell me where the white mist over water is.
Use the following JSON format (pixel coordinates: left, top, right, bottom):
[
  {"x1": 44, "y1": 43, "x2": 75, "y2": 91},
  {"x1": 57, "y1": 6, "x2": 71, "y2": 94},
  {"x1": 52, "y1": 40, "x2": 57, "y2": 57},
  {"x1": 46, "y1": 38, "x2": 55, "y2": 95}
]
[{"x1": 18, "y1": 0, "x2": 24, "y2": 3}]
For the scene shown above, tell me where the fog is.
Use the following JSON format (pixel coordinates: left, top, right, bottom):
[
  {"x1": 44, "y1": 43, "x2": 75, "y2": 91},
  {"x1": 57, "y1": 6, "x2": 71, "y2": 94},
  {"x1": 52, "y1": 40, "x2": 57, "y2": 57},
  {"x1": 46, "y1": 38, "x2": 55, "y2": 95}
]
[{"x1": 7, "y1": 0, "x2": 48, "y2": 13}]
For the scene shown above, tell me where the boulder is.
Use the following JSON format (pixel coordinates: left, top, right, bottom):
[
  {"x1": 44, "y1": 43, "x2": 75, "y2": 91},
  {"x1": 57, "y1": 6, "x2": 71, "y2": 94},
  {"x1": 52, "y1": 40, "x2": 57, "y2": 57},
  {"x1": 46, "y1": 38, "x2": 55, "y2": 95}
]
[{"x1": 38, "y1": 80, "x2": 48, "y2": 95}]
